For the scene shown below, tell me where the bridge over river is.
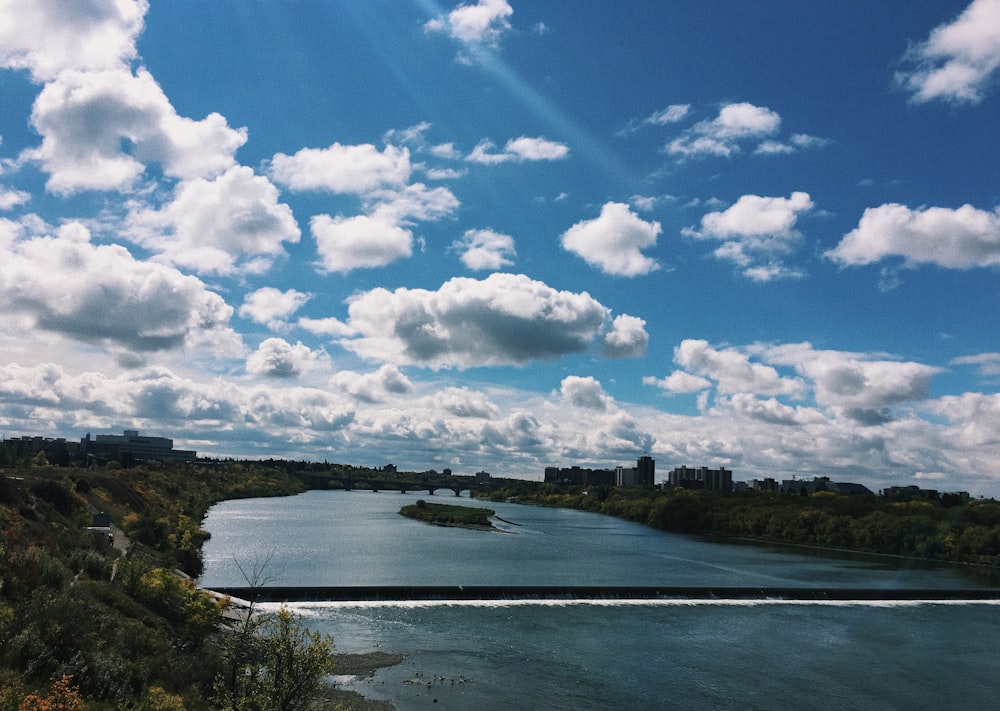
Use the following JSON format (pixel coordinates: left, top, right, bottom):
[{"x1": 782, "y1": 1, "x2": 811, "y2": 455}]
[
  {"x1": 205, "y1": 585, "x2": 1000, "y2": 603},
  {"x1": 305, "y1": 474, "x2": 477, "y2": 496}
]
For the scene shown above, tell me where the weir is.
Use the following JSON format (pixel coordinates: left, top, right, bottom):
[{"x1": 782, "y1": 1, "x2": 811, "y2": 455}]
[{"x1": 204, "y1": 585, "x2": 1000, "y2": 603}]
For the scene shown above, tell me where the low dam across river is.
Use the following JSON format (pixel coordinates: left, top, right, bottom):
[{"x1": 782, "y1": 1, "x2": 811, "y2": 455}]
[{"x1": 205, "y1": 585, "x2": 1000, "y2": 603}]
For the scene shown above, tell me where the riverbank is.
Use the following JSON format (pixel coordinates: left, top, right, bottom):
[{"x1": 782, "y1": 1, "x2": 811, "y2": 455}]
[{"x1": 311, "y1": 652, "x2": 405, "y2": 710}]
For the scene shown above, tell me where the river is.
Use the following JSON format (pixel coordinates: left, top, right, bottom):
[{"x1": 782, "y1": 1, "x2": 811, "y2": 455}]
[{"x1": 199, "y1": 489, "x2": 1000, "y2": 710}]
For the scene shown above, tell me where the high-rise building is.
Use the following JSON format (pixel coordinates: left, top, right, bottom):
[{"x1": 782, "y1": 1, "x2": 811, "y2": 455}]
[{"x1": 637, "y1": 455, "x2": 655, "y2": 487}]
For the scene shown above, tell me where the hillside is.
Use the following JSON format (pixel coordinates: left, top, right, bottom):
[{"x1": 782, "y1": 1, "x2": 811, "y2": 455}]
[{"x1": 0, "y1": 463, "x2": 307, "y2": 709}]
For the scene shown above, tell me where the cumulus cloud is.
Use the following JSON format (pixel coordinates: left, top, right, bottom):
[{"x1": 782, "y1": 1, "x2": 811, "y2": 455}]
[
  {"x1": 0, "y1": 0, "x2": 147, "y2": 81},
  {"x1": 338, "y1": 273, "x2": 613, "y2": 368},
  {"x1": 297, "y1": 317, "x2": 356, "y2": 339},
  {"x1": 370, "y1": 183, "x2": 460, "y2": 223},
  {"x1": 602, "y1": 315, "x2": 649, "y2": 358},
  {"x1": 452, "y1": 228, "x2": 517, "y2": 270},
  {"x1": 0, "y1": 187, "x2": 30, "y2": 211},
  {"x1": 311, "y1": 213, "x2": 413, "y2": 273},
  {"x1": 684, "y1": 192, "x2": 814, "y2": 280},
  {"x1": 269, "y1": 142, "x2": 411, "y2": 194},
  {"x1": 762, "y1": 342, "x2": 941, "y2": 420},
  {"x1": 643, "y1": 371, "x2": 712, "y2": 394},
  {"x1": 896, "y1": 0, "x2": 1000, "y2": 104},
  {"x1": 27, "y1": 68, "x2": 246, "y2": 194},
  {"x1": 424, "y1": 0, "x2": 514, "y2": 46},
  {"x1": 561, "y1": 202, "x2": 661, "y2": 277},
  {"x1": 723, "y1": 393, "x2": 827, "y2": 427},
  {"x1": 434, "y1": 386, "x2": 499, "y2": 418},
  {"x1": 332, "y1": 365, "x2": 414, "y2": 403},
  {"x1": 657, "y1": 339, "x2": 943, "y2": 429},
  {"x1": 673, "y1": 340, "x2": 806, "y2": 398},
  {"x1": 925, "y1": 392, "x2": 1000, "y2": 448},
  {"x1": 666, "y1": 102, "x2": 780, "y2": 158},
  {"x1": 127, "y1": 166, "x2": 300, "y2": 275},
  {"x1": 239, "y1": 288, "x2": 312, "y2": 331},
  {"x1": 467, "y1": 136, "x2": 570, "y2": 164},
  {"x1": 825, "y1": 203, "x2": 1000, "y2": 269},
  {"x1": 0, "y1": 219, "x2": 235, "y2": 354},
  {"x1": 0, "y1": 362, "x2": 359, "y2": 443},
  {"x1": 560, "y1": 375, "x2": 614, "y2": 411},
  {"x1": 246, "y1": 338, "x2": 330, "y2": 379}
]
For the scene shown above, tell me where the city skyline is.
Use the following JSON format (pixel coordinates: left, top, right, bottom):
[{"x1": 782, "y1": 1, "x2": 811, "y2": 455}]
[{"x1": 1, "y1": 2, "x2": 999, "y2": 495}]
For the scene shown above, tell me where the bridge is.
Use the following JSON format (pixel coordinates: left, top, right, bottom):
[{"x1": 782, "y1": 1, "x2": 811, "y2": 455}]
[
  {"x1": 205, "y1": 585, "x2": 1000, "y2": 604},
  {"x1": 328, "y1": 475, "x2": 474, "y2": 496}
]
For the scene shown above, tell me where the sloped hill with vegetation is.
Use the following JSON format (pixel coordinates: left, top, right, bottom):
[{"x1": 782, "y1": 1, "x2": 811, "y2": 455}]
[{"x1": 0, "y1": 462, "x2": 316, "y2": 710}]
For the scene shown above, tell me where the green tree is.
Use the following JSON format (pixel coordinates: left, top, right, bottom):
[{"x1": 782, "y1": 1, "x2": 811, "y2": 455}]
[{"x1": 215, "y1": 607, "x2": 334, "y2": 711}]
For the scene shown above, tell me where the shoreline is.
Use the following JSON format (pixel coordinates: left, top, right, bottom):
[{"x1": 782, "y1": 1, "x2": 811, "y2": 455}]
[{"x1": 309, "y1": 652, "x2": 405, "y2": 710}]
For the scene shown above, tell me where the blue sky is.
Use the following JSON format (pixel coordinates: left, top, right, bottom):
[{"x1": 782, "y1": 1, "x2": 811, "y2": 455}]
[{"x1": 1, "y1": 1, "x2": 999, "y2": 494}]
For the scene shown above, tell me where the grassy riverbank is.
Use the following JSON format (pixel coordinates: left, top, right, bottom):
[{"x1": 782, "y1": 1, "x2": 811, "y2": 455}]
[{"x1": 399, "y1": 500, "x2": 496, "y2": 529}]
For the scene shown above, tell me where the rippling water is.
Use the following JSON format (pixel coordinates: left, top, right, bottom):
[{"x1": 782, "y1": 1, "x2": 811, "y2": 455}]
[{"x1": 201, "y1": 490, "x2": 1000, "y2": 710}]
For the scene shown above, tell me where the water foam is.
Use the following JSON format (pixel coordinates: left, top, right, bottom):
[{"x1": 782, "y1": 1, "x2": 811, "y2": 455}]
[{"x1": 259, "y1": 597, "x2": 1000, "y2": 614}]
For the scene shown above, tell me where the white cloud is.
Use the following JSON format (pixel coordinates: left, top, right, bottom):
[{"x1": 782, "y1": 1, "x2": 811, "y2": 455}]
[
  {"x1": 673, "y1": 340, "x2": 806, "y2": 398},
  {"x1": 452, "y1": 228, "x2": 517, "y2": 270},
  {"x1": 433, "y1": 386, "x2": 499, "y2": 418},
  {"x1": 561, "y1": 202, "x2": 661, "y2": 277},
  {"x1": 0, "y1": 0, "x2": 148, "y2": 81},
  {"x1": 560, "y1": 375, "x2": 614, "y2": 411},
  {"x1": 311, "y1": 213, "x2": 413, "y2": 274},
  {"x1": 246, "y1": 338, "x2": 330, "y2": 379},
  {"x1": 753, "y1": 133, "x2": 830, "y2": 156},
  {"x1": 27, "y1": 68, "x2": 246, "y2": 194},
  {"x1": 896, "y1": 0, "x2": 1000, "y2": 104},
  {"x1": 619, "y1": 104, "x2": 692, "y2": 136},
  {"x1": 761, "y1": 343, "x2": 941, "y2": 420},
  {"x1": 338, "y1": 273, "x2": 613, "y2": 369},
  {"x1": 659, "y1": 340, "x2": 942, "y2": 427},
  {"x1": 269, "y1": 142, "x2": 411, "y2": 194},
  {"x1": 723, "y1": 393, "x2": 828, "y2": 427},
  {"x1": 0, "y1": 218, "x2": 235, "y2": 354},
  {"x1": 297, "y1": 316, "x2": 356, "y2": 339},
  {"x1": 127, "y1": 166, "x2": 300, "y2": 275},
  {"x1": 239, "y1": 288, "x2": 312, "y2": 331},
  {"x1": 643, "y1": 371, "x2": 712, "y2": 394},
  {"x1": 370, "y1": 183, "x2": 460, "y2": 223},
  {"x1": 684, "y1": 192, "x2": 814, "y2": 280},
  {"x1": 0, "y1": 187, "x2": 30, "y2": 210},
  {"x1": 825, "y1": 203, "x2": 1000, "y2": 269},
  {"x1": 424, "y1": 0, "x2": 514, "y2": 46},
  {"x1": 467, "y1": 136, "x2": 570, "y2": 164},
  {"x1": 332, "y1": 364, "x2": 414, "y2": 403},
  {"x1": 666, "y1": 102, "x2": 781, "y2": 158},
  {"x1": 602, "y1": 315, "x2": 649, "y2": 358},
  {"x1": 925, "y1": 392, "x2": 1000, "y2": 448},
  {"x1": 951, "y1": 352, "x2": 1000, "y2": 376}
]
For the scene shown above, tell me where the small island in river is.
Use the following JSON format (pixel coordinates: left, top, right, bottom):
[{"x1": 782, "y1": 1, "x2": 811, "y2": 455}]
[{"x1": 399, "y1": 500, "x2": 496, "y2": 530}]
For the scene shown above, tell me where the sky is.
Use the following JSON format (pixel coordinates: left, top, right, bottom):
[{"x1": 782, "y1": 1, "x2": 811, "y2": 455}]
[{"x1": 1, "y1": 1, "x2": 999, "y2": 495}]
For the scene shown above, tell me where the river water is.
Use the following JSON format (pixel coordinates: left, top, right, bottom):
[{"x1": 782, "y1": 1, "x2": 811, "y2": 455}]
[{"x1": 200, "y1": 490, "x2": 1000, "y2": 710}]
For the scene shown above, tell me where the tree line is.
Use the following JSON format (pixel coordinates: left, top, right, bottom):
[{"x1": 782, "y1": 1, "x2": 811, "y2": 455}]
[{"x1": 477, "y1": 483, "x2": 1000, "y2": 569}]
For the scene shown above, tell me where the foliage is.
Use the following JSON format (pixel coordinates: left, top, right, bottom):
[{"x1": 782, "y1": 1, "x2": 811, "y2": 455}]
[
  {"x1": 400, "y1": 501, "x2": 495, "y2": 527},
  {"x1": 0, "y1": 462, "x2": 314, "y2": 709},
  {"x1": 478, "y1": 484, "x2": 1000, "y2": 567},
  {"x1": 215, "y1": 606, "x2": 335, "y2": 711},
  {"x1": 17, "y1": 676, "x2": 86, "y2": 711}
]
